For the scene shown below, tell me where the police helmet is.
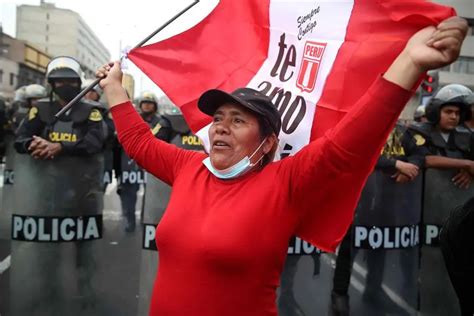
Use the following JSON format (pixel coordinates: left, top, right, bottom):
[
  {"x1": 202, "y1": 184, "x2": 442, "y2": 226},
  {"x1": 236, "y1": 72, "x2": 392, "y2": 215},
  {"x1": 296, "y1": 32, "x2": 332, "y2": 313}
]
[
  {"x1": 25, "y1": 84, "x2": 47, "y2": 99},
  {"x1": 46, "y1": 56, "x2": 83, "y2": 84},
  {"x1": 81, "y1": 78, "x2": 103, "y2": 97},
  {"x1": 14, "y1": 86, "x2": 27, "y2": 103},
  {"x1": 425, "y1": 84, "x2": 472, "y2": 124},
  {"x1": 138, "y1": 91, "x2": 158, "y2": 110},
  {"x1": 414, "y1": 105, "x2": 426, "y2": 121}
]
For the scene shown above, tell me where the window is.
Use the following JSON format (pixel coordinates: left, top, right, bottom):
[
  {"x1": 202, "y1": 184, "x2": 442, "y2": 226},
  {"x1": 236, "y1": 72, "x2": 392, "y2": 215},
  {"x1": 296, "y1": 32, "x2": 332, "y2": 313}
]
[
  {"x1": 46, "y1": 13, "x2": 50, "y2": 20},
  {"x1": 46, "y1": 24, "x2": 49, "y2": 31},
  {"x1": 0, "y1": 70, "x2": 3, "y2": 84},
  {"x1": 10, "y1": 73, "x2": 14, "y2": 86},
  {"x1": 45, "y1": 35, "x2": 48, "y2": 42}
]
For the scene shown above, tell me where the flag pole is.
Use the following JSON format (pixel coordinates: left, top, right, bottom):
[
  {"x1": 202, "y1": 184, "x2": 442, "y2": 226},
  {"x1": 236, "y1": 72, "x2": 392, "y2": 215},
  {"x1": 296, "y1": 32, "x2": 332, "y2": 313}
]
[{"x1": 54, "y1": 0, "x2": 200, "y2": 119}]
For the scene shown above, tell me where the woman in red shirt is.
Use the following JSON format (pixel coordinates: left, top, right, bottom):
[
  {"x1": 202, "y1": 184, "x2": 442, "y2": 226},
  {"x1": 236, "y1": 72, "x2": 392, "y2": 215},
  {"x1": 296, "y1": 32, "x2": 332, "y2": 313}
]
[{"x1": 97, "y1": 17, "x2": 467, "y2": 316}]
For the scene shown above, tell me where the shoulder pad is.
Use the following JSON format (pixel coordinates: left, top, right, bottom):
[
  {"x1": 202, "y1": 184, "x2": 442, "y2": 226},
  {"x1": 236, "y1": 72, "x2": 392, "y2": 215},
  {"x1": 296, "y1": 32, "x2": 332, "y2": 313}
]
[
  {"x1": 88, "y1": 108, "x2": 103, "y2": 122},
  {"x1": 408, "y1": 122, "x2": 432, "y2": 138},
  {"x1": 28, "y1": 106, "x2": 39, "y2": 121},
  {"x1": 413, "y1": 134, "x2": 427, "y2": 146}
]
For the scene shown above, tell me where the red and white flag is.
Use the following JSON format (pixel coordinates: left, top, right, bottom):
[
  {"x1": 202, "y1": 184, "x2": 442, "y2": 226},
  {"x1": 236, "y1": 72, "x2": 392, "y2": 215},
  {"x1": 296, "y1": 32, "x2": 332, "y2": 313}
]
[{"x1": 128, "y1": 0, "x2": 454, "y2": 157}]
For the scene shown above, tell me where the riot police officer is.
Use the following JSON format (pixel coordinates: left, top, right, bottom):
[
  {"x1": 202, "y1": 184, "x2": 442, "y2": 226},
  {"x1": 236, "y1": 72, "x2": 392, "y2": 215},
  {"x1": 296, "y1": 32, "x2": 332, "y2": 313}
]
[
  {"x1": 408, "y1": 84, "x2": 474, "y2": 188},
  {"x1": 12, "y1": 84, "x2": 47, "y2": 131},
  {"x1": 117, "y1": 91, "x2": 172, "y2": 232},
  {"x1": 15, "y1": 57, "x2": 105, "y2": 157},
  {"x1": 9, "y1": 86, "x2": 27, "y2": 133},
  {"x1": 10, "y1": 56, "x2": 105, "y2": 316},
  {"x1": 414, "y1": 104, "x2": 427, "y2": 123}
]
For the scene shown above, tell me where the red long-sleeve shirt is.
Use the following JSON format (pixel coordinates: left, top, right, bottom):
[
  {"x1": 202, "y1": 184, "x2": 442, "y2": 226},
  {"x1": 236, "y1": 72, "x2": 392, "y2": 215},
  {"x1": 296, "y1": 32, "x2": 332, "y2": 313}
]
[{"x1": 111, "y1": 76, "x2": 412, "y2": 316}]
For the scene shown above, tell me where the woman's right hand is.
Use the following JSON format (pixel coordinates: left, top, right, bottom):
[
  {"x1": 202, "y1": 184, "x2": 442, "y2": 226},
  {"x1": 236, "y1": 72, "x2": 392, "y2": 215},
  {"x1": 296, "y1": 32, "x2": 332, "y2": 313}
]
[
  {"x1": 96, "y1": 61, "x2": 129, "y2": 108},
  {"x1": 96, "y1": 61, "x2": 123, "y2": 90}
]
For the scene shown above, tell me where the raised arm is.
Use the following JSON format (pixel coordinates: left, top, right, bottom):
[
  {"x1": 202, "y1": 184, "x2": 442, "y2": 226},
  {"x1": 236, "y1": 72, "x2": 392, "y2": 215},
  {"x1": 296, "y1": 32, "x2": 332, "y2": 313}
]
[
  {"x1": 290, "y1": 17, "x2": 468, "y2": 251},
  {"x1": 330, "y1": 17, "x2": 468, "y2": 169},
  {"x1": 96, "y1": 62, "x2": 202, "y2": 184}
]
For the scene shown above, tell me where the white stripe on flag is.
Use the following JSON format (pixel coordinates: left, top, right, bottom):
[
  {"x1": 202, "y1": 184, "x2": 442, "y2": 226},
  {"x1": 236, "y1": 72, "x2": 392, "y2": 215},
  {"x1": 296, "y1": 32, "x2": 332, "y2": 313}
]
[{"x1": 247, "y1": 0, "x2": 354, "y2": 157}]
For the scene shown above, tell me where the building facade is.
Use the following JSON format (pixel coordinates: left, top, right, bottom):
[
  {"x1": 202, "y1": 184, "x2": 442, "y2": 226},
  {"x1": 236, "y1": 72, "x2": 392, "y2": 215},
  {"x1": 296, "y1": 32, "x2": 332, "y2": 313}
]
[
  {"x1": 16, "y1": 2, "x2": 110, "y2": 78},
  {"x1": 0, "y1": 30, "x2": 50, "y2": 100}
]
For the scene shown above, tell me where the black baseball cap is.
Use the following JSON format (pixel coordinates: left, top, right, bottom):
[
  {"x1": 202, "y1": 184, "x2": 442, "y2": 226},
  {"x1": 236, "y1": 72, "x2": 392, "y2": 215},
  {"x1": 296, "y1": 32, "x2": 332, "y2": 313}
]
[{"x1": 198, "y1": 87, "x2": 281, "y2": 136}]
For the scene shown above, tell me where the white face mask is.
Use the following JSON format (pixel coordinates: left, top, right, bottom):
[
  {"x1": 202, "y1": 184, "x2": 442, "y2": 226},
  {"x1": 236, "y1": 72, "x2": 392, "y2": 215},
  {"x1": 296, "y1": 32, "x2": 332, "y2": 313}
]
[{"x1": 202, "y1": 138, "x2": 267, "y2": 179}]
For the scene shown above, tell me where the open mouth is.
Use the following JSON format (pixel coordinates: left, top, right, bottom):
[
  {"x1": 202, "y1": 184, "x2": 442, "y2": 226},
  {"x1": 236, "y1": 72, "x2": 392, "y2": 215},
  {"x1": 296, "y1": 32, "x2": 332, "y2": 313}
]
[{"x1": 213, "y1": 140, "x2": 231, "y2": 149}]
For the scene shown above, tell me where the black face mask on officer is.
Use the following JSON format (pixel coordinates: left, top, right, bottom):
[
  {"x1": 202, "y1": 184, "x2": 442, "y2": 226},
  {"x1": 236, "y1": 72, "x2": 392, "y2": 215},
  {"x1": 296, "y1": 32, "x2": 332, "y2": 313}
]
[{"x1": 53, "y1": 82, "x2": 80, "y2": 103}]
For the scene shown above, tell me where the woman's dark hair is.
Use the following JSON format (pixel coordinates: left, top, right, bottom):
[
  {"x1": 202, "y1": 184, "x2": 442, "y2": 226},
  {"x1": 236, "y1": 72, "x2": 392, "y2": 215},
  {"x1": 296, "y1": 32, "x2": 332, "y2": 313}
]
[{"x1": 257, "y1": 115, "x2": 278, "y2": 167}]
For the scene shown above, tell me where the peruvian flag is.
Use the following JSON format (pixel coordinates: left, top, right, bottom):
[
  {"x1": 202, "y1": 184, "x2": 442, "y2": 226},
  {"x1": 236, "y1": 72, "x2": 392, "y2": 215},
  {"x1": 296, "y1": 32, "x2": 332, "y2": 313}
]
[{"x1": 128, "y1": 0, "x2": 455, "y2": 157}]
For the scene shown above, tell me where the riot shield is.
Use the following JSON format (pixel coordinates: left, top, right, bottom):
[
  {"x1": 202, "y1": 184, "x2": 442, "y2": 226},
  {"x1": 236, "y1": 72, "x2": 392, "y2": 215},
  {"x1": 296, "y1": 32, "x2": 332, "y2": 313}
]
[
  {"x1": 419, "y1": 168, "x2": 474, "y2": 316},
  {"x1": 117, "y1": 150, "x2": 145, "y2": 232},
  {"x1": 277, "y1": 238, "x2": 331, "y2": 316},
  {"x1": 102, "y1": 148, "x2": 114, "y2": 190},
  {"x1": 0, "y1": 134, "x2": 17, "y2": 240},
  {"x1": 9, "y1": 153, "x2": 104, "y2": 316},
  {"x1": 349, "y1": 170, "x2": 421, "y2": 316},
  {"x1": 118, "y1": 151, "x2": 146, "y2": 186}
]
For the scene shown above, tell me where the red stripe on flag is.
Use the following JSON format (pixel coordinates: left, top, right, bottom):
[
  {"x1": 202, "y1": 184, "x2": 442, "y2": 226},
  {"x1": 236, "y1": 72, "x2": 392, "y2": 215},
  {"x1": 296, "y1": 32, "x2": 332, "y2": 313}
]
[
  {"x1": 128, "y1": 0, "x2": 271, "y2": 132},
  {"x1": 310, "y1": 0, "x2": 455, "y2": 140}
]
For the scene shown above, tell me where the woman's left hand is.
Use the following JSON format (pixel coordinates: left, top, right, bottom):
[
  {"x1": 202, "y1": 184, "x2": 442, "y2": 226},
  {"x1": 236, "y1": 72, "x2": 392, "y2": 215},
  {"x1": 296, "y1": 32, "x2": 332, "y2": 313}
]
[
  {"x1": 384, "y1": 16, "x2": 468, "y2": 90},
  {"x1": 405, "y1": 16, "x2": 468, "y2": 73}
]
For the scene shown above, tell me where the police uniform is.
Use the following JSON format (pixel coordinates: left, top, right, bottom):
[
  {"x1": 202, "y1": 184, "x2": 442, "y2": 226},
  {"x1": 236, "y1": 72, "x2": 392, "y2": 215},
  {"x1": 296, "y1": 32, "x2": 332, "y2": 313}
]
[
  {"x1": 379, "y1": 123, "x2": 429, "y2": 170},
  {"x1": 14, "y1": 98, "x2": 105, "y2": 155},
  {"x1": 408, "y1": 84, "x2": 474, "y2": 160},
  {"x1": 408, "y1": 121, "x2": 471, "y2": 159}
]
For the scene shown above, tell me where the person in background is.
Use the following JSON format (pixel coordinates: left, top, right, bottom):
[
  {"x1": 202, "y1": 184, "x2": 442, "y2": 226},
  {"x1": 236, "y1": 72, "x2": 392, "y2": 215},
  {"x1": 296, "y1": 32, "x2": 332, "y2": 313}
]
[
  {"x1": 116, "y1": 91, "x2": 172, "y2": 232},
  {"x1": 408, "y1": 84, "x2": 474, "y2": 188},
  {"x1": 414, "y1": 104, "x2": 428, "y2": 123}
]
